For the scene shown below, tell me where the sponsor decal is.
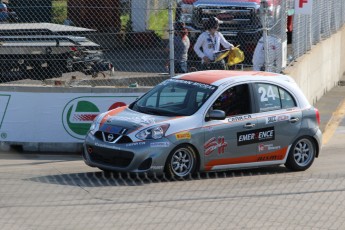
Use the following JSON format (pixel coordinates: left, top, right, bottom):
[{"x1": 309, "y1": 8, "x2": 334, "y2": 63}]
[
  {"x1": 115, "y1": 116, "x2": 155, "y2": 125},
  {"x1": 126, "y1": 142, "x2": 146, "y2": 147},
  {"x1": 100, "y1": 125, "x2": 125, "y2": 134},
  {"x1": 299, "y1": 0, "x2": 308, "y2": 8},
  {"x1": 257, "y1": 155, "x2": 280, "y2": 161},
  {"x1": 94, "y1": 142, "x2": 121, "y2": 150},
  {"x1": 258, "y1": 144, "x2": 281, "y2": 152},
  {"x1": 63, "y1": 100, "x2": 99, "y2": 139},
  {"x1": 151, "y1": 142, "x2": 170, "y2": 148},
  {"x1": 164, "y1": 79, "x2": 216, "y2": 90},
  {"x1": 62, "y1": 96, "x2": 137, "y2": 140},
  {"x1": 204, "y1": 126, "x2": 214, "y2": 131},
  {"x1": 1, "y1": 132, "x2": 7, "y2": 139},
  {"x1": 237, "y1": 127, "x2": 275, "y2": 146},
  {"x1": 266, "y1": 114, "x2": 290, "y2": 124},
  {"x1": 266, "y1": 116, "x2": 277, "y2": 124},
  {"x1": 0, "y1": 94, "x2": 11, "y2": 129},
  {"x1": 108, "y1": 102, "x2": 126, "y2": 110},
  {"x1": 204, "y1": 136, "x2": 228, "y2": 156},
  {"x1": 228, "y1": 115, "x2": 252, "y2": 122},
  {"x1": 150, "y1": 166, "x2": 164, "y2": 170},
  {"x1": 175, "y1": 131, "x2": 191, "y2": 140},
  {"x1": 278, "y1": 115, "x2": 290, "y2": 121}
]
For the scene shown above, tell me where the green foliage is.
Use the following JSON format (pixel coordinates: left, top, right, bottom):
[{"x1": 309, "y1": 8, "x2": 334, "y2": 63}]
[
  {"x1": 121, "y1": 14, "x2": 131, "y2": 32},
  {"x1": 52, "y1": 0, "x2": 67, "y2": 24},
  {"x1": 148, "y1": 9, "x2": 169, "y2": 38}
]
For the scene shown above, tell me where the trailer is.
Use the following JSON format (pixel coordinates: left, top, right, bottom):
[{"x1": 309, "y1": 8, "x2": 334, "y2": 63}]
[{"x1": 0, "y1": 23, "x2": 104, "y2": 82}]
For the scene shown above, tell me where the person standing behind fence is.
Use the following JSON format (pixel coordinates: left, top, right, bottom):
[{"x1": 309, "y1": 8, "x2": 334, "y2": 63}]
[
  {"x1": 252, "y1": 35, "x2": 282, "y2": 72},
  {"x1": 194, "y1": 17, "x2": 234, "y2": 70},
  {"x1": 166, "y1": 22, "x2": 190, "y2": 74}
]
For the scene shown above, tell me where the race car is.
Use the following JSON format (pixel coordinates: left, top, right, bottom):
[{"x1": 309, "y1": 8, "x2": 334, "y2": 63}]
[{"x1": 83, "y1": 70, "x2": 322, "y2": 178}]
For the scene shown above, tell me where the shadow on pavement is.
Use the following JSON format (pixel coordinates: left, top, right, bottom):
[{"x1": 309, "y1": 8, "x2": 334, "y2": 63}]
[{"x1": 27, "y1": 166, "x2": 291, "y2": 187}]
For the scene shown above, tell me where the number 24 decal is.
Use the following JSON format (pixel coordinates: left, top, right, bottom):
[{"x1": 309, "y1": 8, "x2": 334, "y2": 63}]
[{"x1": 258, "y1": 86, "x2": 276, "y2": 102}]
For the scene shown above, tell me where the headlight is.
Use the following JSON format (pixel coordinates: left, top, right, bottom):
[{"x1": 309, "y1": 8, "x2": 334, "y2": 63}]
[
  {"x1": 135, "y1": 124, "x2": 170, "y2": 140},
  {"x1": 89, "y1": 114, "x2": 104, "y2": 135},
  {"x1": 180, "y1": 3, "x2": 193, "y2": 23},
  {"x1": 181, "y1": 3, "x2": 193, "y2": 14},
  {"x1": 181, "y1": 14, "x2": 193, "y2": 24}
]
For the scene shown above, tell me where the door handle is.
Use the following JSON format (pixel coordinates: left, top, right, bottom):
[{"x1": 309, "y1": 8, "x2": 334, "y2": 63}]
[
  {"x1": 289, "y1": 117, "x2": 300, "y2": 123},
  {"x1": 244, "y1": 123, "x2": 256, "y2": 128}
]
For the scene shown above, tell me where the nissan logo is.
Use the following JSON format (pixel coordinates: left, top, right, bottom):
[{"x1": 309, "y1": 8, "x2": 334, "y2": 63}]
[{"x1": 107, "y1": 134, "x2": 114, "y2": 142}]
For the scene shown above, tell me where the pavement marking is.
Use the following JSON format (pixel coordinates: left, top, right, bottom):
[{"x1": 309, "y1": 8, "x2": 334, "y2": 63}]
[{"x1": 322, "y1": 99, "x2": 345, "y2": 145}]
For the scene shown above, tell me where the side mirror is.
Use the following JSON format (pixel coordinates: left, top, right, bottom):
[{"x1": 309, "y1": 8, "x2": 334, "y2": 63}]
[{"x1": 208, "y1": 110, "x2": 226, "y2": 120}]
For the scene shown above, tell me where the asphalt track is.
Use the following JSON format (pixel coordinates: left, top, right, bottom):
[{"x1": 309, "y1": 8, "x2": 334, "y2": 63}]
[{"x1": 1, "y1": 84, "x2": 345, "y2": 229}]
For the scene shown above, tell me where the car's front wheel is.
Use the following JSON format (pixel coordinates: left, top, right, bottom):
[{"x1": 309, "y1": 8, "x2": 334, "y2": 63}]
[
  {"x1": 285, "y1": 136, "x2": 316, "y2": 171},
  {"x1": 165, "y1": 145, "x2": 197, "y2": 178}
]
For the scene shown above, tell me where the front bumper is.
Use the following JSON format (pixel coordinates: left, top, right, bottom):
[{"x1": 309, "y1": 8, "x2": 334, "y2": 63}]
[{"x1": 83, "y1": 132, "x2": 176, "y2": 174}]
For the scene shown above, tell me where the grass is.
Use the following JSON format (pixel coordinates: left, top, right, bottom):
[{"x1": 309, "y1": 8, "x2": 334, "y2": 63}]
[
  {"x1": 121, "y1": 14, "x2": 130, "y2": 32},
  {"x1": 52, "y1": 0, "x2": 67, "y2": 24},
  {"x1": 50, "y1": 2, "x2": 171, "y2": 39},
  {"x1": 122, "y1": 9, "x2": 169, "y2": 38}
]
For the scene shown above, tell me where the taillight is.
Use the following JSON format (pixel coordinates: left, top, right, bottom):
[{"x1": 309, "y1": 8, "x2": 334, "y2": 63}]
[
  {"x1": 315, "y1": 108, "x2": 321, "y2": 126},
  {"x1": 70, "y1": 46, "x2": 78, "y2": 51}
]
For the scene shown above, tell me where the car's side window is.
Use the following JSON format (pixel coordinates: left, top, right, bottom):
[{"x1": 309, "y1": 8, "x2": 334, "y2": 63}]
[
  {"x1": 212, "y1": 84, "x2": 251, "y2": 117},
  {"x1": 279, "y1": 87, "x2": 296, "y2": 109},
  {"x1": 254, "y1": 83, "x2": 297, "y2": 112},
  {"x1": 255, "y1": 83, "x2": 281, "y2": 112}
]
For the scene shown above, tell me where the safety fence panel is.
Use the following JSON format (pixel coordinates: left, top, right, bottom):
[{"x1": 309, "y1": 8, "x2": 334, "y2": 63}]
[
  {"x1": 0, "y1": 0, "x2": 170, "y2": 87},
  {"x1": 292, "y1": 0, "x2": 345, "y2": 61},
  {"x1": 0, "y1": 0, "x2": 345, "y2": 86},
  {"x1": 263, "y1": 0, "x2": 288, "y2": 73},
  {"x1": 1, "y1": 164, "x2": 345, "y2": 229}
]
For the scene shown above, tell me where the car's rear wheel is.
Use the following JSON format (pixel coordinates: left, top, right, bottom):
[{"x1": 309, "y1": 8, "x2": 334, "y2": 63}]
[
  {"x1": 285, "y1": 137, "x2": 316, "y2": 171},
  {"x1": 165, "y1": 145, "x2": 197, "y2": 178}
]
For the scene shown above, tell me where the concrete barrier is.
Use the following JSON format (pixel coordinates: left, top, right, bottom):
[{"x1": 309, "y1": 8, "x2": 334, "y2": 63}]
[{"x1": 284, "y1": 26, "x2": 345, "y2": 105}]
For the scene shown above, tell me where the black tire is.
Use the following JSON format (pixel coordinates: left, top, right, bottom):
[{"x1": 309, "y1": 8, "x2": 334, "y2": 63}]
[
  {"x1": 165, "y1": 144, "x2": 197, "y2": 179},
  {"x1": 285, "y1": 136, "x2": 316, "y2": 171}
]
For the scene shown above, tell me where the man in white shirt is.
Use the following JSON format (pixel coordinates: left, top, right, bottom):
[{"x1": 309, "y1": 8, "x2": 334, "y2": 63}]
[
  {"x1": 252, "y1": 35, "x2": 282, "y2": 72},
  {"x1": 194, "y1": 17, "x2": 234, "y2": 70}
]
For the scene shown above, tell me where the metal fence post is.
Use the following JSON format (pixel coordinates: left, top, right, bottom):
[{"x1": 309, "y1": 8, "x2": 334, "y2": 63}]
[
  {"x1": 168, "y1": 0, "x2": 175, "y2": 78},
  {"x1": 260, "y1": 0, "x2": 269, "y2": 71}
]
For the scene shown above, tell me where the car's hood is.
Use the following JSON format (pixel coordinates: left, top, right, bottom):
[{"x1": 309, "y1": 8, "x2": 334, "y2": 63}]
[{"x1": 100, "y1": 107, "x2": 174, "y2": 134}]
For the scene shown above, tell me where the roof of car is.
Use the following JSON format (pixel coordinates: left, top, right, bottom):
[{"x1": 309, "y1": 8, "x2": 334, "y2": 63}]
[{"x1": 175, "y1": 70, "x2": 283, "y2": 86}]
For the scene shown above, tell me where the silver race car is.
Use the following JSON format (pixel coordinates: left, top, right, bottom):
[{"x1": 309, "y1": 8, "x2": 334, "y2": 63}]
[{"x1": 83, "y1": 70, "x2": 322, "y2": 177}]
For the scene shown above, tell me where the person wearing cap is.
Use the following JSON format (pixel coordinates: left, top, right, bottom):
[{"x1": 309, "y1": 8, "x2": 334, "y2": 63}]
[
  {"x1": 166, "y1": 22, "x2": 190, "y2": 73},
  {"x1": 194, "y1": 17, "x2": 234, "y2": 70}
]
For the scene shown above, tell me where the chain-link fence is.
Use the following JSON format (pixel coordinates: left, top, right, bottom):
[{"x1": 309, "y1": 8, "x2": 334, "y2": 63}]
[
  {"x1": 2, "y1": 155, "x2": 345, "y2": 229},
  {"x1": 292, "y1": 0, "x2": 345, "y2": 61},
  {"x1": 0, "y1": 0, "x2": 344, "y2": 85}
]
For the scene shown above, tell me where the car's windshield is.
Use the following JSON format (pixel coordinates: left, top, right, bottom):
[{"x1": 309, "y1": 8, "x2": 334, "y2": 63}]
[{"x1": 130, "y1": 79, "x2": 217, "y2": 116}]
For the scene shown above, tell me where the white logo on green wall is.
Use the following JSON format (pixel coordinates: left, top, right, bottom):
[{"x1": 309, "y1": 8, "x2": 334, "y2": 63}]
[
  {"x1": 62, "y1": 99, "x2": 100, "y2": 140},
  {"x1": 62, "y1": 96, "x2": 139, "y2": 140}
]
